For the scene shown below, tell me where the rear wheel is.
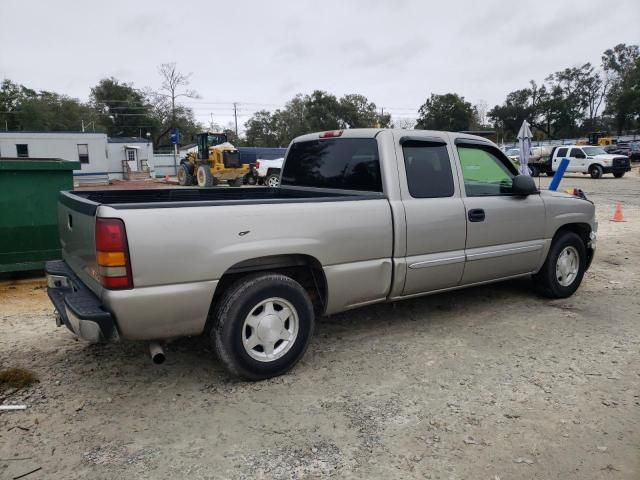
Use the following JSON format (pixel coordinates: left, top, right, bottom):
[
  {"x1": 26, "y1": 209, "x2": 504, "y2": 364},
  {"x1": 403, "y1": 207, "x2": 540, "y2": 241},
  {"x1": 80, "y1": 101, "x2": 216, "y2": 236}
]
[
  {"x1": 227, "y1": 178, "x2": 243, "y2": 187},
  {"x1": 589, "y1": 164, "x2": 603, "y2": 179},
  {"x1": 529, "y1": 165, "x2": 540, "y2": 177},
  {"x1": 533, "y1": 231, "x2": 586, "y2": 298},
  {"x1": 266, "y1": 174, "x2": 280, "y2": 187},
  {"x1": 211, "y1": 273, "x2": 315, "y2": 380},
  {"x1": 177, "y1": 164, "x2": 193, "y2": 186},
  {"x1": 613, "y1": 172, "x2": 624, "y2": 178},
  {"x1": 197, "y1": 165, "x2": 215, "y2": 187}
]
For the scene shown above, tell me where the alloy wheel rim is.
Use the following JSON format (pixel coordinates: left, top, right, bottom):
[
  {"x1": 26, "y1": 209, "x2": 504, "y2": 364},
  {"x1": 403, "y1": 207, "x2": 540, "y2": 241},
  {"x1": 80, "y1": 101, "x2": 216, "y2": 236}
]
[
  {"x1": 242, "y1": 297, "x2": 299, "y2": 362},
  {"x1": 556, "y1": 246, "x2": 579, "y2": 287},
  {"x1": 268, "y1": 176, "x2": 279, "y2": 187}
]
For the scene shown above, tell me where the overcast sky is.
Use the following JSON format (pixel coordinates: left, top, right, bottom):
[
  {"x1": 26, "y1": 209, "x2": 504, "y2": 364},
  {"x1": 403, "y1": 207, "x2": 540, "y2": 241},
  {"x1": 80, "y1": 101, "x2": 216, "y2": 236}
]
[{"x1": 2, "y1": 0, "x2": 639, "y2": 130}]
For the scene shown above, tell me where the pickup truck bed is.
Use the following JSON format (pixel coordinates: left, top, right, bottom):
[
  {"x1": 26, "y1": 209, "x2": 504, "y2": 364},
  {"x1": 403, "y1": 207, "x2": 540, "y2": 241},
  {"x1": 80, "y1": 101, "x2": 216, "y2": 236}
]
[{"x1": 64, "y1": 186, "x2": 380, "y2": 211}]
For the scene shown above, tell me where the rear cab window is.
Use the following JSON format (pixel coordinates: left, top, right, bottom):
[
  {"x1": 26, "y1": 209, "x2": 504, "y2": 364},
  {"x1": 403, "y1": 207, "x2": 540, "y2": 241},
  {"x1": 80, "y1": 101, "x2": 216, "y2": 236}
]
[{"x1": 281, "y1": 138, "x2": 382, "y2": 192}]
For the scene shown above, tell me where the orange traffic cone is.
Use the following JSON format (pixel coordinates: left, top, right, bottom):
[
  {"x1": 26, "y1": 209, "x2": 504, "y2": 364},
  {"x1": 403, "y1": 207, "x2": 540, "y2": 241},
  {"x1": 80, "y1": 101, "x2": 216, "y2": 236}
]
[{"x1": 611, "y1": 202, "x2": 626, "y2": 222}]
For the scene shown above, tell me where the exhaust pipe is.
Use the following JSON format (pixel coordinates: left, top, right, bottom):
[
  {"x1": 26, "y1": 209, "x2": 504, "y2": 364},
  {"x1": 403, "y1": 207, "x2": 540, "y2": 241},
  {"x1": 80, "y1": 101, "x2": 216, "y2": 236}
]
[{"x1": 149, "y1": 342, "x2": 165, "y2": 364}]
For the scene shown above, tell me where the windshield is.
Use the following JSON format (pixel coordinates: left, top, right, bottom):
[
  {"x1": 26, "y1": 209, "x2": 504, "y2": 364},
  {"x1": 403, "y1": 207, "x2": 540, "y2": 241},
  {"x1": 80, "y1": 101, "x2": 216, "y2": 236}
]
[{"x1": 582, "y1": 147, "x2": 607, "y2": 156}]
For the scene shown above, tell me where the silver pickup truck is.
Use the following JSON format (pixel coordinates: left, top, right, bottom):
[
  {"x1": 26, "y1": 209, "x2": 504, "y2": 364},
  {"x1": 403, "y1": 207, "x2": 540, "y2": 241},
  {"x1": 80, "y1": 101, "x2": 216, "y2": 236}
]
[{"x1": 46, "y1": 129, "x2": 597, "y2": 379}]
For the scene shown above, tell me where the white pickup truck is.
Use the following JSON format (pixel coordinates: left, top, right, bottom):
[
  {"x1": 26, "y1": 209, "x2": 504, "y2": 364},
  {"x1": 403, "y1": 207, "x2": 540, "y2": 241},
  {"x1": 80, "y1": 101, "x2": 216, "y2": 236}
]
[
  {"x1": 46, "y1": 129, "x2": 597, "y2": 380},
  {"x1": 255, "y1": 157, "x2": 284, "y2": 187},
  {"x1": 548, "y1": 145, "x2": 631, "y2": 178}
]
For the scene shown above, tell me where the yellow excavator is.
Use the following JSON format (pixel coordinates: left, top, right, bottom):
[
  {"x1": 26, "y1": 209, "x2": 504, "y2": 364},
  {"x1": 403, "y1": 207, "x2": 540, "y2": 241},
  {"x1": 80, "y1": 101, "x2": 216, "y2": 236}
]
[{"x1": 177, "y1": 132, "x2": 249, "y2": 187}]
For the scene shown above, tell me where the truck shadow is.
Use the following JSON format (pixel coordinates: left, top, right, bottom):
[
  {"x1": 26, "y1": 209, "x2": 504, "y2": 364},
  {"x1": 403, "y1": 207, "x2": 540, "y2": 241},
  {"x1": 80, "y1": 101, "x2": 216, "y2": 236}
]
[{"x1": 44, "y1": 276, "x2": 542, "y2": 389}]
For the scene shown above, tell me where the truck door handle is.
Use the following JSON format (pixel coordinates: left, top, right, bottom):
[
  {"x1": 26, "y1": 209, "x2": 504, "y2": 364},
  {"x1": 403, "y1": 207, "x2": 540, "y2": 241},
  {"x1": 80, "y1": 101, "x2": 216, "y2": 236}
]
[{"x1": 468, "y1": 209, "x2": 485, "y2": 222}]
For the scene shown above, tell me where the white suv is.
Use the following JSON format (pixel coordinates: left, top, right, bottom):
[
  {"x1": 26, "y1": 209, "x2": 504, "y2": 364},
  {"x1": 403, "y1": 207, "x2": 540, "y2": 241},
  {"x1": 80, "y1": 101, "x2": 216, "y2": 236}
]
[{"x1": 550, "y1": 145, "x2": 631, "y2": 179}]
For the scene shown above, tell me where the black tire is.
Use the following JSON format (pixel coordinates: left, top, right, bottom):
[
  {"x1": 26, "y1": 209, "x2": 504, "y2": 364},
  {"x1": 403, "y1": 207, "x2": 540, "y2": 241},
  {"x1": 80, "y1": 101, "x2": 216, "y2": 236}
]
[
  {"x1": 265, "y1": 173, "x2": 280, "y2": 187},
  {"x1": 528, "y1": 165, "x2": 539, "y2": 177},
  {"x1": 533, "y1": 231, "x2": 586, "y2": 298},
  {"x1": 177, "y1": 164, "x2": 193, "y2": 186},
  {"x1": 589, "y1": 164, "x2": 603, "y2": 179},
  {"x1": 227, "y1": 178, "x2": 243, "y2": 187},
  {"x1": 197, "y1": 165, "x2": 215, "y2": 187},
  {"x1": 244, "y1": 173, "x2": 257, "y2": 185},
  {"x1": 545, "y1": 170, "x2": 554, "y2": 177},
  {"x1": 211, "y1": 273, "x2": 315, "y2": 380},
  {"x1": 613, "y1": 172, "x2": 624, "y2": 178}
]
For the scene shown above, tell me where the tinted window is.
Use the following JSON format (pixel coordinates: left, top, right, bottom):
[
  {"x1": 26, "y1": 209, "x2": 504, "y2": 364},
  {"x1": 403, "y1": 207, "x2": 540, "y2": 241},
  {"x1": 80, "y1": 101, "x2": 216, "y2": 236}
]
[
  {"x1": 402, "y1": 141, "x2": 454, "y2": 198},
  {"x1": 556, "y1": 147, "x2": 568, "y2": 157},
  {"x1": 569, "y1": 148, "x2": 584, "y2": 157},
  {"x1": 281, "y1": 138, "x2": 382, "y2": 192},
  {"x1": 457, "y1": 146, "x2": 515, "y2": 196}
]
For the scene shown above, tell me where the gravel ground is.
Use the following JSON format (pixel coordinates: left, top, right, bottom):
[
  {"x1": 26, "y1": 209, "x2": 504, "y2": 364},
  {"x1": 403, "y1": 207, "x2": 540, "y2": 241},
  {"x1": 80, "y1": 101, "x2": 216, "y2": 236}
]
[{"x1": 1, "y1": 172, "x2": 639, "y2": 479}]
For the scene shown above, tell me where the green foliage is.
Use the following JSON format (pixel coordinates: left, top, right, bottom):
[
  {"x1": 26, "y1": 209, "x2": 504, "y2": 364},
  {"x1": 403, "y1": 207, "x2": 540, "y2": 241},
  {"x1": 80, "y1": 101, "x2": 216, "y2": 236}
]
[
  {"x1": 415, "y1": 93, "x2": 478, "y2": 131},
  {"x1": 602, "y1": 44, "x2": 640, "y2": 134},
  {"x1": 244, "y1": 90, "x2": 390, "y2": 147},
  {"x1": 489, "y1": 44, "x2": 639, "y2": 140}
]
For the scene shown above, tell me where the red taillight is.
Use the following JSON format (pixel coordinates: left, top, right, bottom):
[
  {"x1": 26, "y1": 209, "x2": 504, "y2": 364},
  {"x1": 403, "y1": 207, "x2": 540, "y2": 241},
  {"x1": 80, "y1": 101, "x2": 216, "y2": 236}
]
[
  {"x1": 255, "y1": 160, "x2": 260, "y2": 169},
  {"x1": 320, "y1": 130, "x2": 343, "y2": 138},
  {"x1": 95, "y1": 218, "x2": 133, "y2": 290}
]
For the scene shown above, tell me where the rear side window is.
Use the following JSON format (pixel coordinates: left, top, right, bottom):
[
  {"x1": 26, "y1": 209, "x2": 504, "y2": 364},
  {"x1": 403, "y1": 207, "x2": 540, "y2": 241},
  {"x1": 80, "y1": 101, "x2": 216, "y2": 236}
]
[
  {"x1": 556, "y1": 147, "x2": 568, "y2": 157},
  {"x1": 281, "y1": 138, "x2": 382, "y2": 192},
  {"x1": 402, "y1": 141, "x2": 454, "y2": 198}
]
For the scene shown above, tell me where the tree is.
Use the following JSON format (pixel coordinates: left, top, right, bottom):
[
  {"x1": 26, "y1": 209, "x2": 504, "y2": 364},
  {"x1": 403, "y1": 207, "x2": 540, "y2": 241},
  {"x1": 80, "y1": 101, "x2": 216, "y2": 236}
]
[
  {"x1": 90, "y1": 78, "x2": 154, "y2": 137},
  {"x1": 415, "y1": 93, "x2": 477, "y2": 131},
  {"x1": 602, "y1": 43, "x2": 640, "y2": 134},
  {"x1": 244, "y1": 110, "x2": 280, "y2": 146},
  {"x1": 155, "y1": 63, "x2": 199, "y2": 141},
  {"x1": 339, "y1": 94, "x2": 390, "y2": 128}
]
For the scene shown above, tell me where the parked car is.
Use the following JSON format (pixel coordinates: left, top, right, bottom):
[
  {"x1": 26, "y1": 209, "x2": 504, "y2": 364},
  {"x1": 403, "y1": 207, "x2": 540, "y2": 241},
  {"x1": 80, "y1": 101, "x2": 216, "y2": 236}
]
[
  {"x1": 605, "y1": 142, "x2": 640, "y2": 162},
  {"x1": 46, "y1": 129, "x2": 596, "y2": 380},
  {"x1": 548, "y1": 145, "x2": 631, "y2": 178},
  {"x1": 255, "y1": 157, "x2": 284, "y2": 187},
  {"x1": 506, "y1": 148, "x2": 520, "y2": 162}
]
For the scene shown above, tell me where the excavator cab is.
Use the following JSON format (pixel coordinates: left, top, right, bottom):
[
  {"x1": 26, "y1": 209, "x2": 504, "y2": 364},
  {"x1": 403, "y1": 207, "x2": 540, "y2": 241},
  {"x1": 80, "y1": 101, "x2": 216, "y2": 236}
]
[{"x1": 197, "y1": 132, "x2": 228, "y2": 160}]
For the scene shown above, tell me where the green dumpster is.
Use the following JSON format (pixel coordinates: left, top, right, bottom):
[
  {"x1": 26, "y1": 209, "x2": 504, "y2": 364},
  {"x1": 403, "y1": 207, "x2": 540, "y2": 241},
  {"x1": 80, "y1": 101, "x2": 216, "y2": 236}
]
[{"x1": 0, "y1": 158, "x2": 80, "y2": 272}]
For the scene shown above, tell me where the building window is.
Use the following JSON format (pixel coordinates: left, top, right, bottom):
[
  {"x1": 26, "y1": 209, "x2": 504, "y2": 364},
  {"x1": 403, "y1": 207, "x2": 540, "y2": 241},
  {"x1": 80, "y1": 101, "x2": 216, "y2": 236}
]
[
  {"x1": 126, "y1": 149, "x2": 136, "y2": 162},
  {"x1": 77, "y1": 144, "x2": 89, "y2": 164},
  {"x1": 16, "y1": 144, "x2": 29, "y2": 158}
]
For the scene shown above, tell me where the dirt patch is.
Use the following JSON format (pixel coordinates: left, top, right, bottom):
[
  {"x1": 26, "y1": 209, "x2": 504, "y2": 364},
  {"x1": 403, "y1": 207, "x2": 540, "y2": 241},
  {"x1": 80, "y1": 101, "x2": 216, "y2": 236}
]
[{"x1": 1, "y1": 176, "x2": 639, "y2": 479}]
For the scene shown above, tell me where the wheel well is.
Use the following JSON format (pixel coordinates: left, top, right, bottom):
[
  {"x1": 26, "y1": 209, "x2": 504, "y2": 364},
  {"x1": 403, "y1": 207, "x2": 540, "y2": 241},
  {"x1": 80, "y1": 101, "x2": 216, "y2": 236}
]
[
  {"x1": 554, "y1": 223, "x2": 591, "y2": 246},
  {"x1": 588, "y1": 163, "x2": 602, "y2": 171},
  {"x1": 211, "y1": 254, "x2": 327, "y2": 318},
  {"x1": 266, "y1": 168, "x2": 281, "y2": 176}
]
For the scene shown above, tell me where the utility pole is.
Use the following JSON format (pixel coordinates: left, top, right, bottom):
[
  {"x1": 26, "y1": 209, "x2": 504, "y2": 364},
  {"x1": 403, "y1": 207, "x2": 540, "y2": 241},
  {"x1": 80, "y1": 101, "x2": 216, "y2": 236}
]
[{"x1": 233, "y1": 102, "x2": 239, "y2": 138}]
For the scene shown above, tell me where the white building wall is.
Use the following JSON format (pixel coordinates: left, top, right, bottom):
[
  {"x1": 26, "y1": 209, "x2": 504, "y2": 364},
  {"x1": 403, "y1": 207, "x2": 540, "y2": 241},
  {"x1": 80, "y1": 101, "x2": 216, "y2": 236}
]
[{"x1": 0, "y1": 132, "x2": 109, "y2": 184}]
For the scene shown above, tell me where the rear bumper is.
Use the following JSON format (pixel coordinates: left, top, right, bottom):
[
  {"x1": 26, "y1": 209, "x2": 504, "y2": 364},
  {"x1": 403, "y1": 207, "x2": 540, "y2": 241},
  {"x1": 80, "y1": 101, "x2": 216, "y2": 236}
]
[{"x1": 46, "y1": 260, "x2": 118, "y2": 343}]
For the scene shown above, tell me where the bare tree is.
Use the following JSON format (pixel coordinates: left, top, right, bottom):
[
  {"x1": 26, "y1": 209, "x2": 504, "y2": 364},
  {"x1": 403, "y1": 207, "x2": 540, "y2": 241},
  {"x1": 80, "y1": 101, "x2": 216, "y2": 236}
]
[
  {"x1": 393, "y1": 117, "x2": 416, "y2": 129},
  {"x1": 475, "y1": 99, "x2": 489, "y2": 127},
  {"x1": 158, "y1": 63, "x2": 199, "y2": 126}
]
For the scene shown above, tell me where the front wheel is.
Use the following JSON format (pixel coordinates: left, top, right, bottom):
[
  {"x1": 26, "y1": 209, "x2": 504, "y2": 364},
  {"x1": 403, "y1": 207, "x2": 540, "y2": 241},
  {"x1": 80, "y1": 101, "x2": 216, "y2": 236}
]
[
  {"x1": 211, "y1": 273, "x2": 315, "y2": 380},
  {"x1": 533, "y1": 231, "x2": 586, "y2": 298},
  {"x1": 613, "y1": 172, "x2": 624, "y2": 178},
  {"x1": 589, "y1": 164, "x2": 603, "y2": 179},
  {"x1": 197, "y1": 165, "x2": 216, "y2": 187}
]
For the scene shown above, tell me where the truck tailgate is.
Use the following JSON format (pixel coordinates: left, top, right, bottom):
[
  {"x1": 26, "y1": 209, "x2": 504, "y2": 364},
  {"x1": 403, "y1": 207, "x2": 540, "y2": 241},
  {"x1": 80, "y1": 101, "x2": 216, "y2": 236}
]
[{"x1": 57, "y1": 193, "x2": 103, "y2": 296}]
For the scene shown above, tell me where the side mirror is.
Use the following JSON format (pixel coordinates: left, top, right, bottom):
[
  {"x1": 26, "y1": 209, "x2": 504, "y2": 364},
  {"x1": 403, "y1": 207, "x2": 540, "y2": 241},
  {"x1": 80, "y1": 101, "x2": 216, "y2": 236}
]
[{"x1": 512, "y1": 175, "x2": 538, "y2": 196}]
